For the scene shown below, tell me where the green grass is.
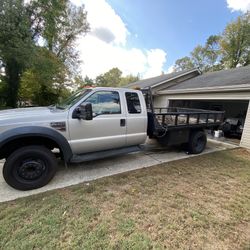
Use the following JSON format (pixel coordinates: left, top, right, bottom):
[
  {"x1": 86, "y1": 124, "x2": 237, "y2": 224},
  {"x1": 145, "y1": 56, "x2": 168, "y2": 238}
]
[{"x1": 0, "y1": 148, "x2": 250, "y2": 249}]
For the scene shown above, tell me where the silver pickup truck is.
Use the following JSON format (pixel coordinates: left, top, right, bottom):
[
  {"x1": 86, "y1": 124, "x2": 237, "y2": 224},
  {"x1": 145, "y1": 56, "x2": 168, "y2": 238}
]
[{"x1": 0, "y1": 87, "x2": 224, "y2": 190}]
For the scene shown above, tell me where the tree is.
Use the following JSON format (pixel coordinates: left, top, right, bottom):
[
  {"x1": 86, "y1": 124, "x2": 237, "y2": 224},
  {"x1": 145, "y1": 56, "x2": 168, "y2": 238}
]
[
  {"x1": 82, "y1": 76, "x2": 95, "y2": 87},
  {"x1": 220, "y1": 12, "x2": 250, "y2": 68},
  {"x1": 95, "y1": 68, "x2": 139, "y2": 87},
  {"x1": 0, "y1": 0, "x2": 34, "y2": 107},
  {"x1": 28, "y1": 0, "x2": 89, "y2": 76},
  {"x1": 173, "y1": 12, "x2": 250, "y2": 73},
  {"x1": 96, "y1": 68, "x2": 122, "y2": 87},
  {"x1": 119, "y1": 74, "x2": 139, "y2": 86},
  {"x1": 19, "y1": 48, "x2": 70, "y2": 106},
  {"x1": 203, "y1": 35, "x2": 222, "y2": 71},
  {"x1": 173, "y1": 36, "x2": 222, "y2": 72},
  {"x1": 0, "y1": 0, "x2": 89, "y2": 107},
  {"x1": 173, "y1": 56, "x2": 195, "y2": 72},
  {"x1": 190, "y1": 45, "x2": 207, "y2": 71}
]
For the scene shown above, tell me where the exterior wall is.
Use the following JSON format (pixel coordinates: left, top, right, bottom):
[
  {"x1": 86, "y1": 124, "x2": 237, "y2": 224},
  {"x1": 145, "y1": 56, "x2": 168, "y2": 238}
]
[
  {"x1": 241, "y1": 102, "x2": 250, "y2": 149},
  {"x1": 153, "y1": 96, "x2": 169, "y2": 108}
]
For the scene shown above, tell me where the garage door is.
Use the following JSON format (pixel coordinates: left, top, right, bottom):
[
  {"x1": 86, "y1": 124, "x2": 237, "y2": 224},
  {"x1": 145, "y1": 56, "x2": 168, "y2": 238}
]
[
  {"x1": 169, "y1": 99, "x2": 249, "y2": 148},
  {"x1": 241, "y1": 102, "x2": 250, "y2": 149}
]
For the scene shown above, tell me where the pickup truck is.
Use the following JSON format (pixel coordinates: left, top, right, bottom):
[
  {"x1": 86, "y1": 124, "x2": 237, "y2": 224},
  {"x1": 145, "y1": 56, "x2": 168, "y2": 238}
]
[{"x1": 0, "y1": 87, "x2": 224, "y2": 190}]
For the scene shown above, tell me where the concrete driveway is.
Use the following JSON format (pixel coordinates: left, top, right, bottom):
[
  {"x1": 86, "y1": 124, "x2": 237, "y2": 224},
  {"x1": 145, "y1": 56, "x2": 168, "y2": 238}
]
[{"x1": 0, "y1": 139, "x2": 237, "y2": 203}]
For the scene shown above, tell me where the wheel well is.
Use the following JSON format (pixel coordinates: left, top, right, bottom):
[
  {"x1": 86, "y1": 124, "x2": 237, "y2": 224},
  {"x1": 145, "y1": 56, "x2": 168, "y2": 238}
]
[
  {"x1": 190, "y1": 128, "x2": 205, "y2": 135},
  {"x1": 0, "y1": 136, "x2": 63, "y2": 160}
]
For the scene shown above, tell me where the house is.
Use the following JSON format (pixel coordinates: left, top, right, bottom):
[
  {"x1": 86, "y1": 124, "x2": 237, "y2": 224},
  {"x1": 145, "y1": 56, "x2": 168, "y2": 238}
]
[{"x1": 128, "y1": 66, "x2": 250, "y2": 149}]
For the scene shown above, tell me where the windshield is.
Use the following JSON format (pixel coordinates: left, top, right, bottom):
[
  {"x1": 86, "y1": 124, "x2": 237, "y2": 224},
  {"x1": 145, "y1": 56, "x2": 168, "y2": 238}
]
[{"x1": 55, "y1": 89, "x2": 92, "y2": 109}]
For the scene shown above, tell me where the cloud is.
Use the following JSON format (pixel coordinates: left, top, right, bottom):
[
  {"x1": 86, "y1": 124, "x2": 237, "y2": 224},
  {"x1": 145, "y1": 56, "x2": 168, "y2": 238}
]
[
  {"x1": 143, "y1": 49, "x2": 167, "y2": 78},
  {"x1": 72, "y1": 0, "x2": 167, "y2": 79},
  {"x1": 167, "y1": 65, "x2": 175, "y2": 74},
  {"x1": 226, "y1": 0, "x2": 250, "y2": 12},
  {"x1": 73, "y1": 0, "x2": 128, "y2": 45},
  {"x1": 92, "y1": 27, "x2": 115, "y2": 43}
]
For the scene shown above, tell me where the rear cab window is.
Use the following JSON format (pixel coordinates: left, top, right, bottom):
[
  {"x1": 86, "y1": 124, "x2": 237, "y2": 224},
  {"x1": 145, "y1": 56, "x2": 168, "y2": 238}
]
[{"x1": 125, "y1": 92, "x2": 142, "y2": 114}]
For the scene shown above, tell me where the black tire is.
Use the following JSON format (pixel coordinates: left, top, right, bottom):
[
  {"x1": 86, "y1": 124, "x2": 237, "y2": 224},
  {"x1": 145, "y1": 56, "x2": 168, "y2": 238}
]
[
  {"x1": 3, "y1": 146, "x2": 57, "y2": 190},
  {"x1": 222, "y1": 122, "x2": 231, "y2": 134},
  {"x1": 188, "y1": 130, "x2": 207, "y2": 154}
]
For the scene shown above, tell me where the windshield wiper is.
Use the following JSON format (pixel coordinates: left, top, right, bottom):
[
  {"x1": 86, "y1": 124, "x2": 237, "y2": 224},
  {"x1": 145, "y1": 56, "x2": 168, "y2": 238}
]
[
  {"x1": 48, "y1": 104, "x2": 56, "y2": 109},
  {"x1": 55, "y1": 105, "x2": 65, "y2": 110},
  {"x1": 48, "y1": 104, "x2": 65, "y2": 110}
]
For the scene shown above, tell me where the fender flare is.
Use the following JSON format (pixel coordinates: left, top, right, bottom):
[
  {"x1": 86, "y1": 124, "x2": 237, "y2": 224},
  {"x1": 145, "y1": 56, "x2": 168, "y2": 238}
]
[{"x1": 0, "y1": 126, "x2": 73, "y2": 162}]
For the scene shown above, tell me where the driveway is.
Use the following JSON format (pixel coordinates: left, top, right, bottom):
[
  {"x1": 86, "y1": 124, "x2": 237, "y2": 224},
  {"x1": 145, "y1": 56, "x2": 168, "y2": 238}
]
[{"x1": 0, "y1": 139, "x2": 237, "y2": 203}]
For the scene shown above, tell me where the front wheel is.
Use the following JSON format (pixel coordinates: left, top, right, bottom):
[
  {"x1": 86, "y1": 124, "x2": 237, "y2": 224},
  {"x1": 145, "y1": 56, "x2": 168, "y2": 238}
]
[
  {"x1": 3, "y1": 146, "x2": 57, "y2": 190},
  {"x1": 188, "y1": 130, "x2": 207, "y2": 154}
]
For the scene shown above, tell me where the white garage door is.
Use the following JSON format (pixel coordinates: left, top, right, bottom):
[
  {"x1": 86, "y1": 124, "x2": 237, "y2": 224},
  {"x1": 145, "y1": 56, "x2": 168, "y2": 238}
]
[{"x1": 241, "y1": 101, "x2": 250, "y2": 149}]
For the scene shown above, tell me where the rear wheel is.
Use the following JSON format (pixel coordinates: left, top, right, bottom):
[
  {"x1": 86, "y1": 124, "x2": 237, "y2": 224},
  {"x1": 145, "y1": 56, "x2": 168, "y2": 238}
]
[
  {"x1": 188, "y1": 130, "x2": 207, "y2": 154},
  {"x1": 3, "y1": 145, "x2": 57, "y2": 190}
]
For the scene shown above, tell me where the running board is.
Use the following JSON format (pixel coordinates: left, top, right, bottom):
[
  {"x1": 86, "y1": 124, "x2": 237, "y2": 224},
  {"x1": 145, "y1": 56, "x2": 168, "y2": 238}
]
[{"x1": 70, "y1": 146, "x2": 141, "y2": 163}]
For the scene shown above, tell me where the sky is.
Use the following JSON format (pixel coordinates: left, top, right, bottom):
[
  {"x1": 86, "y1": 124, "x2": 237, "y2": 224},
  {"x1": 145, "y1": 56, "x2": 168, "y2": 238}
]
[{"x1": 71, "y1": 0, "x2": 250, "y2": 79}]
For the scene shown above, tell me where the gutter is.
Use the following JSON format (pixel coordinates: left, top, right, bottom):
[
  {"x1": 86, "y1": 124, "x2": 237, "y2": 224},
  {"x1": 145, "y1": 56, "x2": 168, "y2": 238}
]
[{"x1": 157, "y1": 84, "x2": 250, "y2": 95}]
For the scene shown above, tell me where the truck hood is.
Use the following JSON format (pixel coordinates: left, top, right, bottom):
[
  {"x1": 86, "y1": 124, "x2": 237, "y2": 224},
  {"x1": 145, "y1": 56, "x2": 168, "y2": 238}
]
[
  {"x1": 0, "y1": 107, "x2": 67, "y2": 126},
  {"x1": 0, "y1": 107, "x2": 49, "y2": 118}
]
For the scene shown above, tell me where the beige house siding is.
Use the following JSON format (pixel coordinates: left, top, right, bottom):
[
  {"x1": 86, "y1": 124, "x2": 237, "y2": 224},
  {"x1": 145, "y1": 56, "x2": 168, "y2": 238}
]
[
  {"x1": 241, "y1": 102, "x2": 250, "y2": 149},
  {"x1": 153, "y1": 96, "x2": 169, "y2": 107}
]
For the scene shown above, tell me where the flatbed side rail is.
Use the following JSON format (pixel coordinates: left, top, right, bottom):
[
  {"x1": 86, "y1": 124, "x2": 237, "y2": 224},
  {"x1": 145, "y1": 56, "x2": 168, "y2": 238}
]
[{"x1": 153, "y1": 107, "x2": 225, "y2": 129}]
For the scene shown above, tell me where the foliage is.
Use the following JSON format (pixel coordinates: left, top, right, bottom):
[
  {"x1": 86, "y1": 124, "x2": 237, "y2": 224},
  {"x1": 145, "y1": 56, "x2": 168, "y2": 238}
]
[
  {"x1": 76, "y1": 75, "x2": 95, "y2": 88},
  {"x1": 19, "y1": 48, "x2": 70, "y2": 106},
  {"x1": 0, "y1": 78, "x2": 8, "y2": 107},
  {"x1": 95, "y1": 67, "x2": 139, "y2": 87},
  {"x1": 96, "y1": 68, "x2": 122, "y2": 87},
  {"x1": 0, "y1": 0, "x2": 89, "y2": 107},
  {"x1": 220, "y1": 12, "x2": 250, "y2": 68},
  {"x1": 204, "y1": 35, "x2": 223, "y2": 71},
  {"x1": 27, "y1": 0, "x2": 89, "y2": 76},
  {"x1": 0, "y1": 0, "x2": 34, "y2": 107},
  {"x1": 173, "y1": 12, "x2": 250, "y2": 72},
  {"x1": 174, "y1": 36, "x2": 223, "y2": 72},
  {"x1": 119, "y1": 74, "x2": 139, "y2": 86},
  {"x1": 173, "y1": 56, "x2": 195, "y2": 72}
]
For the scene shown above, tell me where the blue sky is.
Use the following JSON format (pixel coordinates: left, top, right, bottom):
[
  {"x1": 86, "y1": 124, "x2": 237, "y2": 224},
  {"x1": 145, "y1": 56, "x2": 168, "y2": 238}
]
[
  {"x1": 106, "y1": 0, "x2": 240, "y2": 70},
  {"x1": 73, "y1": 0, "x2": 249, "y2": 79}
]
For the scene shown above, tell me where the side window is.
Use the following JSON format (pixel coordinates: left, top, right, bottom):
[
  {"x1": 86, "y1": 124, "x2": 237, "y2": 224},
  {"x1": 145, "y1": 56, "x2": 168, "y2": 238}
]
[
  {"x1": 85, "y1": 91, "x2": 121, "y2": 115},
  {"x1": 125, "y1": 92, "x2": 141, "y2": 114}
]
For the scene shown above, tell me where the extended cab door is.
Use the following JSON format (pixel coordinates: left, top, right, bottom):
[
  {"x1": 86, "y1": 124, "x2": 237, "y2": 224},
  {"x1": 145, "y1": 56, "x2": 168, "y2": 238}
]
[
  {"x1": 124, "y1": 91, "x2": 147, "y2": 146},
  {"x1": 68, "y1": 90, "x2": 127, "y2": 154}
]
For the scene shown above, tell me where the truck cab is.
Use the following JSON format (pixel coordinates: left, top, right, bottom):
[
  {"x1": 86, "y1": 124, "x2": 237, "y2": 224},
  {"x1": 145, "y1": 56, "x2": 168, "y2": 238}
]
[{"x1": 67, "y1": 87, "x2": 147, "y2": 154}]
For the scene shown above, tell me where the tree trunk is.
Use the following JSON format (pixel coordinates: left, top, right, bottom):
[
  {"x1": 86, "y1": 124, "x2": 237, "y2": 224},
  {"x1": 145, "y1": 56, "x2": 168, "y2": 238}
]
[{"x1": 5, "y1": 60, "x2": 21, "y2": 108}]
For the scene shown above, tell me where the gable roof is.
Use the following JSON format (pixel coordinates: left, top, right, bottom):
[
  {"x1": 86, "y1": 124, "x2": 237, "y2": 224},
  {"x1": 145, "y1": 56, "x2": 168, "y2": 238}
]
[
  {"x1": 127, "y1": 68, "x2": 201, "y2": 89},
  {"x1": 165, "y1": 65, "x2": 250, "y2": 91}
]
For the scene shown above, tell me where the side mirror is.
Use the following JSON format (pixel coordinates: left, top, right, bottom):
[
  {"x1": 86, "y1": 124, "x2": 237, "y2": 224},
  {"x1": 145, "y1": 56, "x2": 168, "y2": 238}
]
[{"x1": 73, "y1": 103, "x2": 93, "y2": 120}]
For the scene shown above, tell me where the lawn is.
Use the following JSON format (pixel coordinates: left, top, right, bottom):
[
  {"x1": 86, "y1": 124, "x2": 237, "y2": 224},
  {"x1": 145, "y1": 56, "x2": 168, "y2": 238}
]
[{"x1": 0, "y1": 148, "x2": 249, "y2": 249}]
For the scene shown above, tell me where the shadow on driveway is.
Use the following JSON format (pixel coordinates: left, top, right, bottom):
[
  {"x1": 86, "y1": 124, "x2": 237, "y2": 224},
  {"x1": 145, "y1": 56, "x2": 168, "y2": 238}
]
[{"x1": 0, "y1": 140, "x2": 237, "y2": 203}]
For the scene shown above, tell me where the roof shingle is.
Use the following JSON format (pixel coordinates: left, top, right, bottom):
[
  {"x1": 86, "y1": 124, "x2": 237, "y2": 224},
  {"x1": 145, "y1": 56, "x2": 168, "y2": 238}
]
[
  {"x1": 166, "y1": 65, "x2": 250, "y2": 91},
  {"x1": 127, "y1": 69, "x2": 200, "y2": 89}
]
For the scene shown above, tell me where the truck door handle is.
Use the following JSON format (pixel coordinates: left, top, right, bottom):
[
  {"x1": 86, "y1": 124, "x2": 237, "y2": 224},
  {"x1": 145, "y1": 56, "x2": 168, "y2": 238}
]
[{"x1": 120, "y1": 119, "x2": 126, "y2": 127}]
